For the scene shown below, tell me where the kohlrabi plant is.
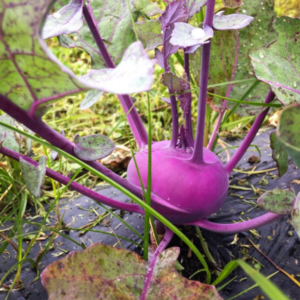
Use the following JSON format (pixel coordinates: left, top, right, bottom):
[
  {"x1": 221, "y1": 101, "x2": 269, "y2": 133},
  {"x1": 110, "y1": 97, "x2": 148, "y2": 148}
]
[{"x1": 0, "y1": 0, "x2": 299, "y2": 298}]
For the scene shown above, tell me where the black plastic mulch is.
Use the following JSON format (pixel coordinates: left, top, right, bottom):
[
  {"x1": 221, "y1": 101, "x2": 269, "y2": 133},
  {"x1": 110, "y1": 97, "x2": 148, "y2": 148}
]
[
  {"x1": 0, "y1": 186, "x2": 145, "y2": 300},
  {"x1": 1, "y1": 127, "x2": 300, "y2": 300}
]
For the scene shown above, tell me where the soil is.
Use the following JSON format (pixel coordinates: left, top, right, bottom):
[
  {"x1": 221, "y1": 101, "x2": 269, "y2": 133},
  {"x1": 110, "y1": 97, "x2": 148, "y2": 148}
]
[{"x1": 1, "y1": 127, "x2": 300, "y2": 300}]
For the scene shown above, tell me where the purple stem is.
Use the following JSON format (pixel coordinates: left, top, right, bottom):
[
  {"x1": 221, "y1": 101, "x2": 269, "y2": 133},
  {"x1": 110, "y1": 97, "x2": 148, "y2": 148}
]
[
  {"x1": 225, "y1": 89, "x2": 275, "y2": 174},
  {"x1": 190, "y1": 0, "x2": 215, "y2": 164},
  {"x1": 169, "y1": 93, "x2": 179, "y2": 148},
  {"x1": 0, "y1": 95, "x2": 188, "y2": 214},
  {"x1": 0, "y1": 94, "x2": 136, "y2": 192},
  {"x1": 183, "y1": 51, "x2": 194, "y2": 147},
  {"x1": 207, "y1": 31, "x2": 239, "y2": 150},
  {"x1": 206, "y1": 103, "x2": 225, "y2": 150},
  {"x1": 0, "y1": 146, "x2": 143, "y2": 214},
  {"x1": 140, "y1": 226, "x2": 174, "y2": 300},
  {"x1": 82, "y1": 4, "x2": 148, "y2": 147},
  {"x1": 162, "y1": 31, "x2": 179, "y2": 148},
  {"x1": 186, "y1": 212, "x2": 282, "y2": 234}
]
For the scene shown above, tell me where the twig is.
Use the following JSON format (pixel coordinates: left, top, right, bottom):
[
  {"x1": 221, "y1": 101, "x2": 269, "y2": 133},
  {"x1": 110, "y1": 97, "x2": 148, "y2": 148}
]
[
  {"x1": 0, "y1": 232, "x2": 19, "y2": 254},
  {"x1": 247, "y1": 237, "x2": 300, "y2": 288}
]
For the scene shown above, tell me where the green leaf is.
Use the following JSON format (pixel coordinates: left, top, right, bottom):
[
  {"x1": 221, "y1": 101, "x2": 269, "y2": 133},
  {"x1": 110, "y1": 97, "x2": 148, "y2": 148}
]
[
  {"x1": 291, "y1": 192, "x2": 300, "y2": 237},
  {"x1": 224, "y1": 0, "x2": 277, "y2": 115},
  {"x1": 191, "y1": 29, "x2": 237, "y2": 103},
  {"x1": 0, "y1": 114, "x2": 33, "y2": 154},
  {"x1": 59, "y1": 0, "x2": 138, "y2": 68},
  {"x1": 270, "y1": 131, "x2": 288, "y2": 176},
  {"x1": 73, "y1": 134, "x2": 115, "y2": 161},
  {"x1": 257, "y1": 188, "x2": 295, "y2": 214},
  {"x1": 0, "y1": 0, "x2": 93, "y2": 114},
  {"x1": 42, "y1": 0, "x2": 83, "y2": 39},
  {"x1": 80, "y1": 90, "x2": 104, "y2": 110},
  {"x1": 250, "y1": 17, "x2": 300, "y2": 105},
  {"x1": 170, "y1": 23, "x2": 213, "y2": 51},
  {"x1": 41, "y1": 244, "x2": 222, "y2": 300},
  {"x1": 135, "y1": 20, "x2": 163, "y2": 50},
  {"x1": 161, "y1": 72, "x2": 186, "y2": 92},
  {"x1": 0, "y1": 0, "x2": 153, "y2": 115},
  {"x1": 80, "y1": 41, "x2": 155, "y2": 94},
  {"x1": 20, "y1": 156, "x2": 47, "y2": 198},
  {"x1": 133, "y1": 0, "x2": 162, "y2": 17},
  {"x1": 185, "y1": 0, "x2": 207, "y2": 19},
  {"x1": 213, "y1": 12, "x2": 254, "y2": 30},
  {"x1": 277, "y1": 103, "x2": 300, "y2": 168}
]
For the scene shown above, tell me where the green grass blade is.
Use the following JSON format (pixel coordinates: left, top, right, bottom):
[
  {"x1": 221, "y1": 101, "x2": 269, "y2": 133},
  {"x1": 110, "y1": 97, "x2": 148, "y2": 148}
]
[{"x1": 213, "y1": 259, "x2": 290, "y2": 300}]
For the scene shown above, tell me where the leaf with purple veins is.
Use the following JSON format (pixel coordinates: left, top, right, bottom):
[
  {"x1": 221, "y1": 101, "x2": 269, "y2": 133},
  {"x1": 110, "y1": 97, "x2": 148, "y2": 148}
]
[
  {"x1": 170, "y1": 23, "x2": 213, "y2": 52},
  {"x1": 213, "y1": 11, "x2": 254, "y2": 30},
  {"x1": 223, "y1": 0, "x2": 277, "y2": 116},
  {"x1": 20, "y1": 156, "x2": 47, "y2": 198},
  {"x1": 59, "y1": 0, "x2": 139, "y2": 68},
  {"x1": 80, "y1": 41, "x2": 155, "y2": 94},
  {"x1": 159, "y1": 0, "x2": 188, "y2": 64},
  {"x1": 161, "y1": 73, "x2": 191, "y2": 117},
  {"x1": 42, "y1": 0, "x2": 83, "y2": 39},
  {"x1": 250, "y1": 17, "x2": 300, "y2": 105},
  {"x1": 257, "y1": 188, "x2": 295, "y2": 214},
  {"x1": 162, "y1": 73, "x2": 187, "y2": 92},
  {"x1": 73, "y1": 134, "x2": 115, "y2": 161},
  {"x1": 185, "y1": 0, "x2": 207, "y2": 19},
  {"x1": 41, "y1": 244, "x2": 223, "y2": 300},
  {"x1": 0, "y1": 0, "x2": 89, "y2": 114}
]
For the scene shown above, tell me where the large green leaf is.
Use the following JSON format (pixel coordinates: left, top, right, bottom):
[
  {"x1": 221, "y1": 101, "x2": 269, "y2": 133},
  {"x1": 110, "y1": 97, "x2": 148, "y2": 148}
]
[
  {"x1": 59, "y1": 0, "x2": 138, "y2": 68},
  {"x1": 250, "y1": 17, "x2": 300, "y2": 105},
  {"x1": 79, "y1": 41, "x2": 155, "y2": 94},
  {"x1": 191, "y1": 0, "x2": 276, "y2": 114},
  {"x1": 277, "y1": 103, "x2": 300, "y2": 168},
  {"x1": 190, "y1": 29, "x2": 237, "y2": 105},
  {"x1": 213, "y1": 12, "x2": 254, "y2": 31},
  {"x1": 257, "y1": 188, "x2": 295, "y2": 214},
  {"x1": 41, "y1": 244, "x2": 222, "y2": 300},
  {"x1": 0, "y1": 0, "x2": 88, "y2": 113},
  {"x1": 222, "y1": 0, "x2": 277, "y2": 115},
  {"x1": 0, "y1": 1, "x2": 154, "y2": 114}
]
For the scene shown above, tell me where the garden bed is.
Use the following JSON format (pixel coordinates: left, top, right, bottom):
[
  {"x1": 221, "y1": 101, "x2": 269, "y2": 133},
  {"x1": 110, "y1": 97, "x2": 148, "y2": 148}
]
[{"x1": 1, "y1": 128, "x2": 300, "y2": 300}]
